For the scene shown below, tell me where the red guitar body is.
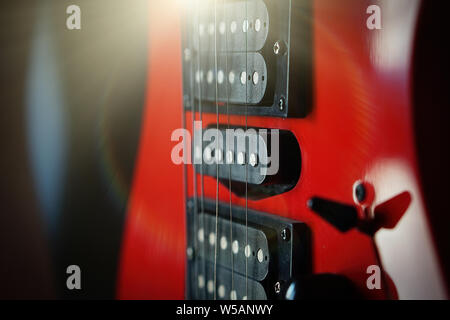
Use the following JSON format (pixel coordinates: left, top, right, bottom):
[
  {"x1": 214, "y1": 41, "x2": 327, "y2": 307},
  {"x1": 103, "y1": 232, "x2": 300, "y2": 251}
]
[{"x1": 117, "y1": 0, "x2": 448, "y2": 299}]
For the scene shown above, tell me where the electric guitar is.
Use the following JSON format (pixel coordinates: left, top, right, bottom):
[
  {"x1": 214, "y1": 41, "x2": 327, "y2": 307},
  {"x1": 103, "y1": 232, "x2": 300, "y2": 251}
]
[{"x1": 117, "y1": 0, "x2": 449, "y2": 300}]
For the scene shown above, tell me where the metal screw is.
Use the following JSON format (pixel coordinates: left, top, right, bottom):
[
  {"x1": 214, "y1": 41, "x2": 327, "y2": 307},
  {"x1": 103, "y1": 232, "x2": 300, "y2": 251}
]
[
  {"x1": 273, "y1": 41, "x2": 286, "y2": 55},
  {"x1": 186, "y1": 247, "x2": 193, "y2": 259},
  {"x1": 273, "y1": 42, "x2": 280, "y2": 54},
  {"x1": 355, "y1": 183, "x2": 366, "y2": 203},
  {"x1": 274, "y1": 281, "x2": 281, "y2": 294},
  {"x1": 278, "y1": 97, "x2": 285, "y2": 111},
  {"x1": 281, "y1": 228, "x2": 290, "y2": 241}
]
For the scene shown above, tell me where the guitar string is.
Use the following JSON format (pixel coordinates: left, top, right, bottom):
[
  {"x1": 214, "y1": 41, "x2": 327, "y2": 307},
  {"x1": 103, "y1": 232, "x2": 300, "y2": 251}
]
[
  {"x1": 195, "y1": 0, "x2": 207, "y2": 299},
  {"x1": 189, "y1": 2, "x2": 199, "y2": 299},
  {"x1": 245, "y1": 0, "x2": 249, "y2": 300},
  {"x1": 183, "y1": 39, "x2": 191, "y2": 299},
  {"x1": 223, "y1": 0, "x2": 235, "y2": 299},
  {"x1": 213, "y1": 0, "x2": 220, "y2": 301}
]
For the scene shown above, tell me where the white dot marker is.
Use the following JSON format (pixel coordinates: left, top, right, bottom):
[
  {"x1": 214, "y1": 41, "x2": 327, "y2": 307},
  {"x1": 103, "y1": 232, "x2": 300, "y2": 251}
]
[
  {"x1": 242, "y1": 20, "x2": 249, "y2": 33},
  {"x1": 207, "y1": 70, "x2": 214, "y2": 84},
  {"x1": 244, "y1": 244, "x2": 251, "y2": 258},
  {"x1": 226, "y1": 150, "x2": 234, "y2": 164},
  {"x1": 257, "y1": 249, "x2": 264, "y2": 263},
  {"x1": 195, "y1": 70, "x2": 200, "y2": 83},
  {"x1": 198, "y1": 228, "x2": 204, "y2": 242},
  {"x1": 209, "y1": 232, "x2": 216, "y2": 246},
  {"x1": 230, "y1": 290, "x2": 237, "y2": 300},
  {"x1": 207, "y1": 280, "x2": 214, "y2": 293},
  {"x1": 252, "y1": 71, "x2": 259, "y2": 85},
  {"x1": 219, "y1": 21, "x2": 226, "y2": 35},
  {"x1": 217, "y1": 70, "x2": 224, "y2": 84},
  {"x1": 240, "y1": 71, "x2": 247, "y2": 85},
  {"x1": 249, "y1": 153, "x2": 258, "y2": 167},
  {"x1": 218, "y1": 285, "x2": 225, "y2": 298},
  {"x1": 220, "y1": 236, "x2": 228, "y2": 250},
  {"x1": 198, "y1": 275, "x2": 205, "y2": 288},
  {"x1": 255, "y1": 19, "x2": 261, "y2": 32},
  {"x1": 230, "y1": 21, "x2": 237, "y2": 33},
  {"x1": 232, "y1": 240, "x2": 239, "y2": 254},
  {"x1": 229, "y1": 71, "x2": 235, "y2": 84},
  {"x1": 237, "y1": 152, "x2": 246, "y2": 165}
]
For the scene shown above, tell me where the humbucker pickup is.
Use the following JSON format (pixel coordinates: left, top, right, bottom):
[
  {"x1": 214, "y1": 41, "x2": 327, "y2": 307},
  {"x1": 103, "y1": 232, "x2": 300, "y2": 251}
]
[
  {"x1": 186, "y1": 199, "x2": 310, "y2": 300},
  {"x1": 193, "y1": 125, "x2": 301, "y2": 199},
  {"x1": 193, "y1": 52, "x2": 268, "y2": 104},
  {"x1": 182, "y1": 0, "x2": 313, "y2": 118}
]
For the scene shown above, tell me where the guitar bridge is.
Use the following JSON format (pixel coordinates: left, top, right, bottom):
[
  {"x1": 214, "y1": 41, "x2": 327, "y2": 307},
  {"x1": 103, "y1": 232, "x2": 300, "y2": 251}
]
[{"x1": 186, "y1": 198, "x2": 310, "y2": 300}]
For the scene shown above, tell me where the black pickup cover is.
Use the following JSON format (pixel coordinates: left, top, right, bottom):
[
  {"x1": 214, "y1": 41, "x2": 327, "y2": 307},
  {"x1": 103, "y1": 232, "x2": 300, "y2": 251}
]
[{"x1": 194, "y1": 125, "x2": 302, "y2": 200}]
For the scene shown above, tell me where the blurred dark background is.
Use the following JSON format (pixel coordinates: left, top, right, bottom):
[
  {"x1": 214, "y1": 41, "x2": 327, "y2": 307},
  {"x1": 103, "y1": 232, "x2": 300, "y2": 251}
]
[
  {"x1": 413, "y1": 1, "x2": 450, "y2": 291},
  {"x1": 0, "y1": 0, "x2": 149, "y2": 298}
]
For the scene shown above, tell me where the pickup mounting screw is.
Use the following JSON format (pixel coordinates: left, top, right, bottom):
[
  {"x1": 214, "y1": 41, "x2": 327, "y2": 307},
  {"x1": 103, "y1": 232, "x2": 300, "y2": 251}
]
[
  {"x1": 274, "y1": 281, "x2": 281, "y2": 294},
  {"x1": 186, "y1": 247, "x2": 193, "y2": 259},
  {"x1": 273, "y1": 41, "x2": 286, "y2": 55},
  {"x1": 281, "y1": 228, "x2": 290, "y2": 241},
  {"x1": 278, "y1": 97, "x2": 285, "y2": 111}
]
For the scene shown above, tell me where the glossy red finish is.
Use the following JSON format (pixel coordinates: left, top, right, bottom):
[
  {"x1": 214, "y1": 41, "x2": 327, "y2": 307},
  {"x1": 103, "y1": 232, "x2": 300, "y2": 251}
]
[
  {"x1": 117, "y1": 0, "x2": 185, "y2": 299},
  {"x1": 118, "y1": 0, "x2": 447, "y2": 299}
]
